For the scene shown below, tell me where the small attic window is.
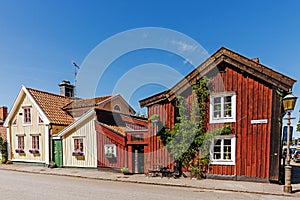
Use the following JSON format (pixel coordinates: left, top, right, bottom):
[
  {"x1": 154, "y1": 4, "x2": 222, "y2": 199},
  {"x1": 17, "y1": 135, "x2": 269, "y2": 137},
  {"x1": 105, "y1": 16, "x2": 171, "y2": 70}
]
[
  {"x1": 12, "y1": 118, "x2": 17, "y2": 126},
  {"x1": 114, "y1": 105, "x2": 121, "y2": 111},
  {"x1": 38, "y1": 116, "x2": 44, "y2": 124}
]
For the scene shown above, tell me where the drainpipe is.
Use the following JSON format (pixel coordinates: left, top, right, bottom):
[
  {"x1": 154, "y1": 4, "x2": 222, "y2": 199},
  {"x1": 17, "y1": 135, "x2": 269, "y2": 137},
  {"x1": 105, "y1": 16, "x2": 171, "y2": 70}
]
[
  {"x1": 125, "y1": 132, "x2": 128, "y2": 168},
  {"x1": 47, "y1": 124, "x2": 53, "y2": 166},
  {"x1": 235, "y1": 136, "x2": 237, "y2": 181}
]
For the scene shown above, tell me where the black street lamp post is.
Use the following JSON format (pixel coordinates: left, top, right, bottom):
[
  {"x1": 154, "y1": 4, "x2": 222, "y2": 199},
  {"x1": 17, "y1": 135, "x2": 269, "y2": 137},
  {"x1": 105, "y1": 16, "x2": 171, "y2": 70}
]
[{"x1": 282, "y1": 90, "x2": 297, "y2": 193}]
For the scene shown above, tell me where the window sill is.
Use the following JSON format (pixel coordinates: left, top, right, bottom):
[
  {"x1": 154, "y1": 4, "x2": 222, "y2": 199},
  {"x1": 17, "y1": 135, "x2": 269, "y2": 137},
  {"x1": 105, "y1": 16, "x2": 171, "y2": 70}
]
[
  {"x1": 210, "y1": 160, "x2": 235, "y2": 165},
  {"x1": 22, "y1": 123, "x2": 32, "y2": 126},
  {"x1": 210, "y1": 118, "x2": 236, "y2": 124}
]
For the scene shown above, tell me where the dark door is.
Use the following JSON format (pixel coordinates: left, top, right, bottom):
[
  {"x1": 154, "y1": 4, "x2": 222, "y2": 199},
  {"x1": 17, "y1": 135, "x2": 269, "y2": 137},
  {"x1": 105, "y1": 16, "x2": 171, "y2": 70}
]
[
  {"x1": 132, "y1": 145, "x2": 144, "y2": 173},
  {"x1": 53, "y1": 140, "x2": 63, "y2": 167}
]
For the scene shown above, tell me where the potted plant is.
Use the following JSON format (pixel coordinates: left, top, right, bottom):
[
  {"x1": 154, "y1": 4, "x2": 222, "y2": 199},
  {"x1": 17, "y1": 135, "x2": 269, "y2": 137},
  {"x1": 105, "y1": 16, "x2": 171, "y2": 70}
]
[
  {"x1": 29, "y1": 149, "x2": 39, "y2": 154},
  {"x1": 225, "y1": 104, "x2": 231, "y2": 117},
  {"x1": 72, "y1": 151, "x2": 84, "y2": 156},
  {"x1": 225, "y1": 146, "x2": 230, "y2": 160},
  {"x1": 121, "y1": 167, "x2": 130, "y2": 175},
  {"x1": 15, "y1": 149, "x2": 24, "y2": 153},
  {"x1": 104, "y1": 152, "x2": 114, "y2": 158},
  {"x1": 148, "y1": 114, "x2": 159, "y2": 123}
]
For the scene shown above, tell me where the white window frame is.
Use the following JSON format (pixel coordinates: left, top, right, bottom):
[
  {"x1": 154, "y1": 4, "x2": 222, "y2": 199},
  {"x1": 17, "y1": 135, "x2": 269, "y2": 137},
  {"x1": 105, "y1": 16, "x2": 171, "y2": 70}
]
[
  {"x1": 16, "y1": 135, "x2": 25, "y2": 150},
  {"x1": 37, "y1": 115, "x2": 44, "y2": 124},
  {"x1": 22, "y1": 106, "x2": 32, "y2": 125},
  {"x1": 209, "y1": 92, "x2": 236, "y2": 124},
  {"x1": 113, "y1": 104, "x2": 121, "y2": 112},
  {"x1": 31, "y1": 135, "x2": 40, "y2": 150},
  {"x1": 73, "y1": 138, "x2": 84, "y2": 152},
  {"x1": 104, "y1": 144, "x2": 117, "y2": 157},
  {"x1": 210, "y1": 135, "x2": 236, "y2": 165},
  {"x1": 12, "y1": 117, "x2": 17, "y2": 126}
]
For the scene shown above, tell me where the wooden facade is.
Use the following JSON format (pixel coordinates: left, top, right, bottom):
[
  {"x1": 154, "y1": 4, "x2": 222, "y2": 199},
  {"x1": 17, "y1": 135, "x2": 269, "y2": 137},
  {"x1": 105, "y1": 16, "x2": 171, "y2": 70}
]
[
  {"x1": 139, "y1": 47, "x2": 296, "y2": 182},
  {"x1": 95, "y1": 109, "x2": 148, "y2": 173},
  {"x1": 53, "y1": 110, "x2": 98, "y2": 168}
]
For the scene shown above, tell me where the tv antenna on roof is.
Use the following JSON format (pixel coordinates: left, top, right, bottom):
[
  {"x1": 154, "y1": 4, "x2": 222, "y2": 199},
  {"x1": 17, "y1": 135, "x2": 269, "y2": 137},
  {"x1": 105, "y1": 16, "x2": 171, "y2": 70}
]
[{"x1": 72, "y1": 61, "x2": 80, "y2": 97}]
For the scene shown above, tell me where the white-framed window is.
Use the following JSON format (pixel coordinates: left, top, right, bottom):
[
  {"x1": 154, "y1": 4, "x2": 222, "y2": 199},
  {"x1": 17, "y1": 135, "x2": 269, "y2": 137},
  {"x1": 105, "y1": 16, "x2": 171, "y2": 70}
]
[
  {"x1": 210, "y1": 135, "x2": 236, "y2": 165},
  {"x1": 17, "y1": 135, "x2": 25, "y2": 149},
  {"x1": 74, "y1": 138, "x2": 84, "y2": 152},
  {"x1": 12, "y1": 117, "x2": 17, "y2": 126},
  {"x1": 210, "y1": 92, "x2": 236, "y2": 124},
  {"x1": 113, "y1": 104, "x2": 121, "y2": 111},
  {"x1": 23, "y1": 106, "x2": 32, "y2": 125},
  {"x1": 31, "y1": 135, "x2": 40, "y2": 150},
  {"x1": 104, "y1": 144, "x2": 117, "y2": 158},
  {"x1": 38, "y1": 116, "x2": 44, "y2": 124}
]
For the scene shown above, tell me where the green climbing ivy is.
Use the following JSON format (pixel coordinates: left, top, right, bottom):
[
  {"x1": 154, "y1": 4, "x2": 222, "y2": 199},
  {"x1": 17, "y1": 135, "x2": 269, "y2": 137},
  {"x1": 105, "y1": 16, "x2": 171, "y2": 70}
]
[
  {"x1": 160, "y1": 77, "x2": 209, "y2": 167},
  {"x1": 159, "y1": 77, "x2": 233, "y2": 175}
]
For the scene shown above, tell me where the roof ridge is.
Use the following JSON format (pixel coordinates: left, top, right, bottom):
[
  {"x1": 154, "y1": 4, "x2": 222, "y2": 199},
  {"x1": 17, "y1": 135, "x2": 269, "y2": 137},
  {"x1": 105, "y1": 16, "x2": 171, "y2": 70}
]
[
  {"x1": 27, "y1": 87, "x2": 73, "y2": 100},
  {"x1": 62, "y1": 95, "x2": 114, "y2": 109}
]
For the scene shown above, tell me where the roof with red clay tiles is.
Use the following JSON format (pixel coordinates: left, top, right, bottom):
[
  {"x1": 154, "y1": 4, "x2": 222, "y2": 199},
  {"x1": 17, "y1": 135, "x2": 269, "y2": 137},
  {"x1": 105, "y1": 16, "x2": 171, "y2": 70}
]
[
  {"x1": 62, "y1": 96, "x2": 112, "y2": 110},
  {"x1": 100, "y1": 124, "x2": 129, "y2": 136},
  {"x1": 27, "y1": 88, "x2": 74, "y2": 125}
]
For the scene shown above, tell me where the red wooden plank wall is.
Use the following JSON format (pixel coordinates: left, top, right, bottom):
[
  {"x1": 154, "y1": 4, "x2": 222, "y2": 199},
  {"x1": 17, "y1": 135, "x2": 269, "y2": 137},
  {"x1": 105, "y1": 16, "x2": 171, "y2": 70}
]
[
  {"x1": 206, "y1": 66, "x2": 273, "y2": 179},
  {"x1": 147, "y1": 65, "x2": 275, "y2": 179},
  {"x1": 96, "y1": 123, "x2": 126, "y2": 169}
]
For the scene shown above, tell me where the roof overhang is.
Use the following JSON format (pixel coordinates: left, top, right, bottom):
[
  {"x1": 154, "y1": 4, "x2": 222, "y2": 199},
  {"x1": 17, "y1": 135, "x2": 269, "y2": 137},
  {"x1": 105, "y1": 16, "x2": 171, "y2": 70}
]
[
  {"x1": 52, "y1": 108, "x2": 96, "y2": 139},
  {"x1": 139, "y1": 47, "x2": 296, "y2": 108},
  {"x1": 4, "y1": 86, "x2": 51, "y2": 127}
]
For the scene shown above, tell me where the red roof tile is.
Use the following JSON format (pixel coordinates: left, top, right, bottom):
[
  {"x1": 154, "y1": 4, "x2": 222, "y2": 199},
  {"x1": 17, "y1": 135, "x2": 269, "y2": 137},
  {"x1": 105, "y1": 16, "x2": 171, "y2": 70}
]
[
  {"x1": 63, "y1": 96, "x2": 112, "y2": 110},
  {"x1": 27, "y1": 88, "x2": 74, "y2": 125}
]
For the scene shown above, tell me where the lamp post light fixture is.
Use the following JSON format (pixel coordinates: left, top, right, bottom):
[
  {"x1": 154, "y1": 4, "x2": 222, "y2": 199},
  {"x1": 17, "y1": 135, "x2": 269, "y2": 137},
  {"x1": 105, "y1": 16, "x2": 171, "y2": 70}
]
[{"x1": 282, "y1": 90, "x2": 297, "y2": 193}]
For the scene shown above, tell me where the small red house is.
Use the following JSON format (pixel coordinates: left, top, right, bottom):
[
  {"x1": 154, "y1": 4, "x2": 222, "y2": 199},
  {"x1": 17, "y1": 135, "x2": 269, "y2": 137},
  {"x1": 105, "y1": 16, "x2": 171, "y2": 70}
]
[
  {"x1": 139, "y1": 47, "x2": 296, "y2": 182},
  {"x1": 95, "y1": 109, "x2": 148, "y2": 173}
]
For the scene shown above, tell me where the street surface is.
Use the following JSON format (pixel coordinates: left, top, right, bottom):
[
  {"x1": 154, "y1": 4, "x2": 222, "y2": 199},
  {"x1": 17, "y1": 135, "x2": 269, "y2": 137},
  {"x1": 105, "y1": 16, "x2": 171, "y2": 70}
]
[{"x1": 0, "y1": 170, "x2": 297, "y2": 200}]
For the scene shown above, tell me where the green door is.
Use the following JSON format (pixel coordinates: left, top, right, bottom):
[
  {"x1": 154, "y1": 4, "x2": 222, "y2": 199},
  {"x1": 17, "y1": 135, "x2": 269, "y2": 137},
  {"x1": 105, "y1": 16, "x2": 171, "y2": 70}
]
[{"x1": 53, "y1": 140, "x2": 63, "y2": 167}]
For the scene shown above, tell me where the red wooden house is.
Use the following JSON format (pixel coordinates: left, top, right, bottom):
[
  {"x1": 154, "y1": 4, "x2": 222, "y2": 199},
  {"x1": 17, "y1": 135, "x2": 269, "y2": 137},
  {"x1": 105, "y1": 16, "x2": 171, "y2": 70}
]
[
  {"x1": 95, "y1": 109, "x2": 148, "y2": 173},
  {"x1": 139, "y1": 47, "x2": 296, "y2": 182}
]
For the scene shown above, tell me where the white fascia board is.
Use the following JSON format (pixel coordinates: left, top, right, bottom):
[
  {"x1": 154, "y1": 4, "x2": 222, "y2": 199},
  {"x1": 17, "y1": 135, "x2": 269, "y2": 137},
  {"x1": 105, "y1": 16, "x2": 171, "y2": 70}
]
[
  {"x1": 53, "y1": 109, "x2": 96, "y2": 139},
  {"x1": 4, "y1": 86, "x2": 26, "y2": 127},
  {"x1": 23, "y1": 87, "x2": 51, "y2": 125},
  {"x1": 4, "y1": 86, "x2": 51, "y2": 126},
  {"x1": 99, "y1": 94, "x2": 136, "y2": 114}
]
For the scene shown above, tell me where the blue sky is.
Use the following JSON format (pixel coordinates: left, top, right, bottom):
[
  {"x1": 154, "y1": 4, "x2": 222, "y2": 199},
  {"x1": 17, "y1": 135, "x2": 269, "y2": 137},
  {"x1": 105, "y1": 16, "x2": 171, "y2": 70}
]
[{"x1": 1, "y1": 1, "x2": 300, "y2": 137}]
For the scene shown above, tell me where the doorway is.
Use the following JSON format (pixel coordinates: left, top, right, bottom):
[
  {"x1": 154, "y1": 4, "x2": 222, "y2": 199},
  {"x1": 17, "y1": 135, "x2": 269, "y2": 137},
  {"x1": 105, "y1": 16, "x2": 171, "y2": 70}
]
[
  {"x1": 132, "y1": 145, "x2": 144, "y2": 173},
  {"x1": 53, "y1": 140, "x2": 63, "y2": 167}
]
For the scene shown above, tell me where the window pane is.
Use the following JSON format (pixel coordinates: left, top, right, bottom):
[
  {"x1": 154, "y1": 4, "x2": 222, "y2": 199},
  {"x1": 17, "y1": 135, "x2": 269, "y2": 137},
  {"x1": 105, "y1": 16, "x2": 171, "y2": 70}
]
[
  {"x1": 214, "y1": 139, "x2": 221, "y2": 145},
  {"x1": 214, "y1": 153, "x2": 221, "y2": 159},
  {"x1": 214, "y1": 97, "x2": 221, "y2": 104},
  {"x1": 224, "y1": 139, "x2": 231, "y2": 145}
]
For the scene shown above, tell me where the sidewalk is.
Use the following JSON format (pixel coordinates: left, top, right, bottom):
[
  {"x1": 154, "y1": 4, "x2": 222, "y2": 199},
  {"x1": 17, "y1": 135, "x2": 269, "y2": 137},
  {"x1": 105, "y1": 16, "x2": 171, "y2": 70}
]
[{"x1": 1, "y1": 163, "x2": 300, "y2": 197}]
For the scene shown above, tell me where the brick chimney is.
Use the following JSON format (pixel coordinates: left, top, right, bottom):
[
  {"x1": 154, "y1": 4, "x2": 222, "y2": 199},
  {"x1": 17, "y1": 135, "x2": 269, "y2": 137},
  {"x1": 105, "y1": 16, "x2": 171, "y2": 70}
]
[
  {"x1": 0, "y1": 106, "x2": 8, "y2": 121},
  {"x1": 251, "y1": 58, "x2": 260, "y2": 63},
  {"x1": 59, "y1": 80, "x2": 75, "y2": 97}
]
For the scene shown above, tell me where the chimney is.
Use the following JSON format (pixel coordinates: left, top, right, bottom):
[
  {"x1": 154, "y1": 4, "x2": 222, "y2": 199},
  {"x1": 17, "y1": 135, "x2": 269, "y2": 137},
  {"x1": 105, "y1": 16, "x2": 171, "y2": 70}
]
[
  {"x1": 59, "y1": 80, "x2": 75, "y2": 97},
  {"x1": 0, "y1": 106, "x2": 8, "y2": 121},
  {"x1": 251, "y1": 58, "x2": 260, "y2": 63}
]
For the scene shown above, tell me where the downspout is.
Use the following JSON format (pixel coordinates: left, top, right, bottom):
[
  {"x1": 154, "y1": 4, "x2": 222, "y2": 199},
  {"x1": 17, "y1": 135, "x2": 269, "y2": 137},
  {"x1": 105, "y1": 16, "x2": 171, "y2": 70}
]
[
  {"x1": 6, "y1": 125, "x2": 11, "y2": 161},
  {"x1": 234, "y1": 136, "x2": 237, "y2": 181},
  {"x1": 125, "y1": 132, "x2": 128, "y2": 169},
  {"x1": 47, "y1": 124, "x2": 53, "y2": 166}
]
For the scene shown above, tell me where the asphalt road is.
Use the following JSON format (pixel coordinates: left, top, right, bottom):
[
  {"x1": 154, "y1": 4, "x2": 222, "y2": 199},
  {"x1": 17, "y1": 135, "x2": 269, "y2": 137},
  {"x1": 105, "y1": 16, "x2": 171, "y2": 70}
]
[{"x1": 0, "y1": 170, "x2": 297, "y2": 200}]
